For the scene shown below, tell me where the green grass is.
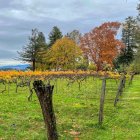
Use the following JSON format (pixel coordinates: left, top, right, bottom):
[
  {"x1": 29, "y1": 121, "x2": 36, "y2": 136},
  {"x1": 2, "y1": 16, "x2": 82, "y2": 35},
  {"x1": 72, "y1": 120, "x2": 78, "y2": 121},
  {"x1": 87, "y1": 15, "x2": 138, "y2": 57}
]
[{"x1": 0, "y1": 75, "x2": 140, "y2": 140}]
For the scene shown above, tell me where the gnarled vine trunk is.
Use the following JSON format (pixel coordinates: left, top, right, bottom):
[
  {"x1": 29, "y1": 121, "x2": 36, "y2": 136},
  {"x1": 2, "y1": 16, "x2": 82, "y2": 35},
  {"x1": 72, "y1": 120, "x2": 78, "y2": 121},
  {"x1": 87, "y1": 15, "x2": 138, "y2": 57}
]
[{"x1": 33, "y1": 80, "x2": 58, "y2": 140}]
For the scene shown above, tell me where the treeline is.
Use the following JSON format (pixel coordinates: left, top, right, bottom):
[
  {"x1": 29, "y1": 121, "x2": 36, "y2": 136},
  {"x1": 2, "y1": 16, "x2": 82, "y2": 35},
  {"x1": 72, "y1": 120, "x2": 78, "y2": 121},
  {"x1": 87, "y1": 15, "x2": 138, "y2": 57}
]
[{"x1": 18, "y1": 3, "x2": 140, "y2": 72}]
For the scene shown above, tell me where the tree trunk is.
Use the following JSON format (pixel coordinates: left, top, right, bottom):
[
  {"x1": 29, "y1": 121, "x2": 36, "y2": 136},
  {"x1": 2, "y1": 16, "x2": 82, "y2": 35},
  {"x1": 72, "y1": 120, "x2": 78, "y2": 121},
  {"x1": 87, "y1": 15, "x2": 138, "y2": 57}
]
[
  {"x1": 33, "y1": 80, "x2": 58, "y2": 140},
  {"x1": 33, "y1": 60, "x2": 36, "y2": 71}
]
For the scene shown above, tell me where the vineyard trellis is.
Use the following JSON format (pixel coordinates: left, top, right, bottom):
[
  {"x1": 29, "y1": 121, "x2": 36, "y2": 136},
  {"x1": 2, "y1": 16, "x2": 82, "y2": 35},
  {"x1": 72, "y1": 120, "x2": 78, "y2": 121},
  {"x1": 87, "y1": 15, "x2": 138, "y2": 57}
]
[{"x1": 0, "y1": 70, "x2": 135, "y2": 140}]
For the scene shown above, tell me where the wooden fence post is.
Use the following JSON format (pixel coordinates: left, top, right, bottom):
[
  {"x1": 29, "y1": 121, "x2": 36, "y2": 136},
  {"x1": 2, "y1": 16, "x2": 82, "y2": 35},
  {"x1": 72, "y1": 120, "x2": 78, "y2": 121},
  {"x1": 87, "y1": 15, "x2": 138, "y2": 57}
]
[
  {"x1": 129, "y1": 73, "x2": 135, "y2": 85},
  {"x1": 120, "y1": 75, "x2": 126, "y2": 96},
  {"x1": 114, "y1": 74, "x2": 125, "y2": 107},
  {"x1": 99, "y1": 77, "x2": 106, "y2": 125},
  {"x1": 33, "y1": 80, "x2": 58, "y2": 140},
  {"x1": 28, "y1": 81, "x2": 34, "y2": 101}
]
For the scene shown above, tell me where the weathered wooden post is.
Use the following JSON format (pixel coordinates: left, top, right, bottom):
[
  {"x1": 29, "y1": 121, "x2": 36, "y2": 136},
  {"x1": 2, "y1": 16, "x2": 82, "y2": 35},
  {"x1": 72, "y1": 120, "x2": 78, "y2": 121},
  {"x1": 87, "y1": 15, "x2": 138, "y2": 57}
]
[
  {"x1": 28, "y1": 81, "x2": 34, "y2": 101},
  {"x1": 0, "y1": 80, "x2": 6, "y2": 93},
  {"x1": 122, "y1": 75, "x2": 126, "y2": 88},
  {"x1": 120, "y1": 74, "x2": 126, "y2": 96},
  {"x1": 33, "y1": 80, "x2": 58, "y2": 140},
  {"x1": 114, "y1": 74, "x2": 125, "y2": 107},
  {"x1": 129, "y1": 72, "x2": 135, "y2": 85},
  {"x1": 99, "y1": 77, "x2": 106, "y2": 125}
]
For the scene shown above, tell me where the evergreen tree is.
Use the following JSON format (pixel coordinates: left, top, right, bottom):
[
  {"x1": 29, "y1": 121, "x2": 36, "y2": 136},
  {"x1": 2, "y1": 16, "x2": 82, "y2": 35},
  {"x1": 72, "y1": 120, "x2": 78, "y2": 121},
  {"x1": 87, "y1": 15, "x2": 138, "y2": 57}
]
[
  {"x1": 48, "y1": 26, "x2": 63, "y2": 47},
  {"x1": 18, "y1": 29, "x2": 47, "y2": 71},
  {"x1": 134, "y1": 47, "x2": 140, "y2": 73},
  {"x1": 135, "y1": 3, "x2": 140, "y2": 47},
  {"x1": 132, "y1": 3, "x2": 140, "y2": 73},
  {"x1": 137, "y1": 3, "x2": 140, "y2": 21},
  {"x1": 117, "y1": 16, "x2": 137, "y2": 66},
  {"x1": 36, "y1": 32, "x2": 48, "y2": 62}
]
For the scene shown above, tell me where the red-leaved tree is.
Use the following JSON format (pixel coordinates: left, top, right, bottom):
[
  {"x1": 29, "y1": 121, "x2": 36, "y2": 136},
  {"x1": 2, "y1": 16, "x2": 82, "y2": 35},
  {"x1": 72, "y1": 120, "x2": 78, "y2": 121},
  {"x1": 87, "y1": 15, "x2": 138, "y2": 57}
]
[{"x1": 80, "y1": 22, "x2": 124, "y2": 70}]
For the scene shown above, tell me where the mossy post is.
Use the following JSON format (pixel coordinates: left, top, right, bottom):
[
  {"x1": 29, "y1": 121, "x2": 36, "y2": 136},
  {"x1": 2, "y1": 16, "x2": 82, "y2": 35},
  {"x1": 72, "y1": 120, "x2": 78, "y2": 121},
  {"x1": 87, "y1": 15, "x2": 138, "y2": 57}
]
[
  {"x1": 33, "y1": 80, "x2": 58, "y2": 140},
  {"x1": 99, "y1": 77, "x2": 106, "y2": 125}
]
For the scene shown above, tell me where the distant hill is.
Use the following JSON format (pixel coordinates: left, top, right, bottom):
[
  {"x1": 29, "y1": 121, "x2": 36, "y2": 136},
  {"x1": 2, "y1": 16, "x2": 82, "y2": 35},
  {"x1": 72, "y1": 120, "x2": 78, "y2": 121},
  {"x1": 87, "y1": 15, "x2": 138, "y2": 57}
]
[{"x1": 0, "y1": 64, "x2": 30, "y2": 70}]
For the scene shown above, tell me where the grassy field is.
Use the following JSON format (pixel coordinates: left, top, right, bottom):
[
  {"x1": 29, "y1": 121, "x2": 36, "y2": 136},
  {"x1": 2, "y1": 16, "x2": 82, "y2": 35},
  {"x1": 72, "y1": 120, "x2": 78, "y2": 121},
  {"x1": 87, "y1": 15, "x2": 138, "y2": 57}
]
[{"x1": 0, "y1": 75, "x2": 140, "y2": 140}]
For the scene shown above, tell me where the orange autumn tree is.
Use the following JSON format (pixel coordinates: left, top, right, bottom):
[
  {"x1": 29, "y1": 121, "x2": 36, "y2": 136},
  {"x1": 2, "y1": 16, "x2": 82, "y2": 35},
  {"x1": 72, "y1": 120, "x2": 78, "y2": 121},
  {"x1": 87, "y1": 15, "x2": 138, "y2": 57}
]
[
  {"x1": 49, "y1": 37, "x2": 82, "y2": 70},
  {"x1": 80, "y1": 22, "x2": 124, "y2": 71}
]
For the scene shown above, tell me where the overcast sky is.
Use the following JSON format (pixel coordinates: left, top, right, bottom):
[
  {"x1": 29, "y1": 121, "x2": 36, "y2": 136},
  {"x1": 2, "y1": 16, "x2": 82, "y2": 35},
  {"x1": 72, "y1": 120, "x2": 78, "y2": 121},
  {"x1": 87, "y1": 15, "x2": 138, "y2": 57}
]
[{"x1": 0, "y1": 0, "x2": 139, "y2": 66}]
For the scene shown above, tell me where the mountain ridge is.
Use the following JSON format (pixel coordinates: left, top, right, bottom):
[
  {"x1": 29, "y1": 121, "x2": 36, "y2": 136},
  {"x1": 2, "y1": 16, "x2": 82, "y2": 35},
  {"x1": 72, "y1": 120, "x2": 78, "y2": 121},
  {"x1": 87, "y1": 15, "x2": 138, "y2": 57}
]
[{"x1": 0, "y1": 64, "x2": 30, "y2": 70}]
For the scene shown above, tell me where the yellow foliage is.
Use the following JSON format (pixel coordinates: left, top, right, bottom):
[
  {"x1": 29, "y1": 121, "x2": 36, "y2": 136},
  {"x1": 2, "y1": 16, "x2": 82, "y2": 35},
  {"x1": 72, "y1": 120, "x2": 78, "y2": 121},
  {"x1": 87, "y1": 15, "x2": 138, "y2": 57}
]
[
  {"x1": 49, "y1": 37, "x2": 82, "y2": 70},
  {"x1": 0, "y1": 70, "x2": 122, "y2": 82}
]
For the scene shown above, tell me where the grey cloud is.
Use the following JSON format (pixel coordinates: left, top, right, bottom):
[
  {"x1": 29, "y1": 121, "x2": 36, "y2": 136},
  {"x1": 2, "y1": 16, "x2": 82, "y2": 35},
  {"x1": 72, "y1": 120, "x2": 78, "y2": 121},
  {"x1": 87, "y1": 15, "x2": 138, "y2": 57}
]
[
  {"x1": 0, "y1": 49, "x2": 17, "y2": 59},
  {"x1": 0, "y1": 0, "x2": 139, "y2": 65}
]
